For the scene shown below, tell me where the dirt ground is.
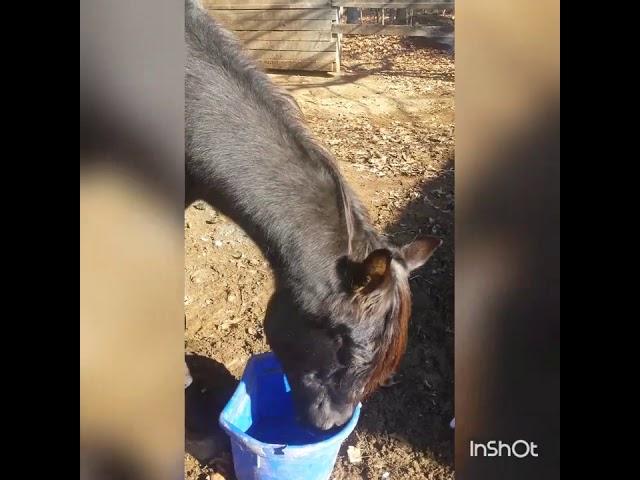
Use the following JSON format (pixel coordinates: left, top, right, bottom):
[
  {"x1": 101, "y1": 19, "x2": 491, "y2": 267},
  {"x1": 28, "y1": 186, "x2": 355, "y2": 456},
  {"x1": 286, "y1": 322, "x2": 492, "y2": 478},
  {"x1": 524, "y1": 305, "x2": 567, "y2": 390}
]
[{"x1": 185, "y1": 35, "x2": 454, "y2": 480}]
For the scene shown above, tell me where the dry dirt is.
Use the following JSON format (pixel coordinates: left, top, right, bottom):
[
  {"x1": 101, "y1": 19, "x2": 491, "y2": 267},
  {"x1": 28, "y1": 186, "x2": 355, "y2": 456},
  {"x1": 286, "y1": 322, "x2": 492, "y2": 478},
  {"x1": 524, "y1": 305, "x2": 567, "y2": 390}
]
[{"x1": 185, "y1": 35, "x2": 454, "y2": 480}]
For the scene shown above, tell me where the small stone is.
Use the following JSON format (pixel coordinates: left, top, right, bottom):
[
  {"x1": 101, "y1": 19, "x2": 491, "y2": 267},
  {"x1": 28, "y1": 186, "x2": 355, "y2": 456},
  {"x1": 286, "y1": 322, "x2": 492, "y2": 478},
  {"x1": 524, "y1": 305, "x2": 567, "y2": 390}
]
[
  {"x1": 220, "y1": 316, "x2": 241, "y2": 330},
  {"x1": 209, "y1": 473, "x2": 225, "y2": 480},
  {"x1": 214, "y1": 240, "x2": 223, "y2": 247},
  {"x1": 231, "y1": 251, "x2": 243, "y2": 259},
  {"x1": 247, "y1": 327, "x2": 257, "y2": 336},
  {"x1": 227, "y1": 293, "x2": 237, "y2": 303},
  {"x1": 381, "y1": 473, "x2": 390, "y2": 480},
  {"x1": 190, "y1": 269, "x2": 209, "y2": 284},
  {"x1": 347, "y1": 446, "x2": 362, "y2": 464}
]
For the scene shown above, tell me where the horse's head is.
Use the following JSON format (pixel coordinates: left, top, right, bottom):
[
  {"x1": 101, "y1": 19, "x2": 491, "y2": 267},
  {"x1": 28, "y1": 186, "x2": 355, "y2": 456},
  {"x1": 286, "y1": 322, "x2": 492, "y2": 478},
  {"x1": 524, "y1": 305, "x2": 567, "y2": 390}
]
[{"x1": 265, "y1": 237, "x2": 442, "y2": 430}]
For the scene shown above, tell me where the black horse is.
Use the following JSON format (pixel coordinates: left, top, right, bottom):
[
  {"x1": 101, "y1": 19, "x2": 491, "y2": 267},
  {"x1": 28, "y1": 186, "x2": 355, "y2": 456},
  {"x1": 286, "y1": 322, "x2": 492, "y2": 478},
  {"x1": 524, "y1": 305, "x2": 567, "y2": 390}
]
[{"x1": 185, "y1": 0, "x2": 441, "y2": 430}]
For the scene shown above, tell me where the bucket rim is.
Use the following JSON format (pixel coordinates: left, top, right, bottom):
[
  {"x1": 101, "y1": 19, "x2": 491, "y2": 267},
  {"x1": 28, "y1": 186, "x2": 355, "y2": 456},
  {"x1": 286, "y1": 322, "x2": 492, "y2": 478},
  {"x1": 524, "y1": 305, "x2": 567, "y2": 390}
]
[{"x1": 218, "y1": 352, "x2": 361, "y2": 457}]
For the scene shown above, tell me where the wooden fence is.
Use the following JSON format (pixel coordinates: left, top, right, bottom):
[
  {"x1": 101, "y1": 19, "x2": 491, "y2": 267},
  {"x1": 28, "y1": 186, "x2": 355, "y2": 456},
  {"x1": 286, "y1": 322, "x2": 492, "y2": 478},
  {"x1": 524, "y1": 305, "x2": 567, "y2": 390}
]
[{"x1": 202, "y1": 0, "x2": 454, "y2": 72}]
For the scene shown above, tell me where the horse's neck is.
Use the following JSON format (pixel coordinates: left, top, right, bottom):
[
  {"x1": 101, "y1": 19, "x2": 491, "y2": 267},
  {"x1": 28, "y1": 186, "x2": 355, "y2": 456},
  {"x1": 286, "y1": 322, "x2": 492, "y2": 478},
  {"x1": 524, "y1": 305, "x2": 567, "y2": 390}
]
[
  {"x1": 189, "y1": 151, "x2": 382, "y2": 313},
  {"x1": 185, "y1": 11, "x2": 380, "y2": 302},
  {"x1": 245, "y1": 179, "x2": 360, "y2": 304},
  {"x1": 269, "y1": 199, "x2": 383, "y2": 310}
]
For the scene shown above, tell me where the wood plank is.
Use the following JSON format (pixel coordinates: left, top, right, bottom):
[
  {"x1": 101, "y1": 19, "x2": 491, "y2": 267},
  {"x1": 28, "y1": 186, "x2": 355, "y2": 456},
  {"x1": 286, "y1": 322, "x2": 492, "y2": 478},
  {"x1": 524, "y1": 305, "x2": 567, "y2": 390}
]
[
  {"x1": 234, "y1": 30, "x2": 332, "y2": 41},
  {"x1": 216, "y1": 19, "x2": 332, "y2": 31},
  {"x1": 248, "y1": 50, "x2": 336, "y2": 63},
  {"x1": 209, "y1": 9, "x2": 335, "y2": 22},
  {"x1": 331, "y1": 24, "x2": 452, "y2": 36},
  {"x1": 331, "y1": 1, "x2": 453, "y2": 7},
  {"x1": 244, "y1": 40, "x2": 337, "y2": 52},
  {"x1": 203, "y1": 0, "x2": 330, "y2": 9},
  {"x1": 261, "y1": 59, "x2": 335, "y2": 71}
]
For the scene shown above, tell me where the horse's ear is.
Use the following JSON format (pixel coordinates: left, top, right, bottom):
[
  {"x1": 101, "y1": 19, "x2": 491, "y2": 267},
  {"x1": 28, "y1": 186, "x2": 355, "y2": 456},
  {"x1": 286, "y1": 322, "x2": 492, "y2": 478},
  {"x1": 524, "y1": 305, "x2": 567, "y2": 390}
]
[
  {"x1": 351, "y1": 249, "x2": 392, "y2": 293},
  {"x1": 401, "y1": 237, "x2": 442, "y2": 271}
]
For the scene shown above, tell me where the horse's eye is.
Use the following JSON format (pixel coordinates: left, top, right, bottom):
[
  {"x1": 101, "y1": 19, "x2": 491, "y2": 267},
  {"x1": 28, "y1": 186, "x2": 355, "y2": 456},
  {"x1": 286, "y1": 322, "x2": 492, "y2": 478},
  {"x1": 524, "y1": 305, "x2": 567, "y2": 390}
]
[{"x1": 336, "y1": 336, "x2": 352, "y2": 367}]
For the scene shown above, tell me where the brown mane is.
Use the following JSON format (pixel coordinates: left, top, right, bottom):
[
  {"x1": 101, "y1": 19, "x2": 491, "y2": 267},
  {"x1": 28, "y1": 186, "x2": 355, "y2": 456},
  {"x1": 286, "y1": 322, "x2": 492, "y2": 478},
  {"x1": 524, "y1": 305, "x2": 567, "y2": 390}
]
[{"x1": 361, "y1": 268, "x2": 412, "y2": 398}]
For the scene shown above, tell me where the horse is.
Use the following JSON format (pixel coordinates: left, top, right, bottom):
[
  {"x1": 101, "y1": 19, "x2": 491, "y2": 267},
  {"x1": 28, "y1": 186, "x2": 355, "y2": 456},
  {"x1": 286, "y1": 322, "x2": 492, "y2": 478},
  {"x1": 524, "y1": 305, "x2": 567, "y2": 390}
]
[{"x1": 185, "y1": 0, "x2": 441, "y2": 430}]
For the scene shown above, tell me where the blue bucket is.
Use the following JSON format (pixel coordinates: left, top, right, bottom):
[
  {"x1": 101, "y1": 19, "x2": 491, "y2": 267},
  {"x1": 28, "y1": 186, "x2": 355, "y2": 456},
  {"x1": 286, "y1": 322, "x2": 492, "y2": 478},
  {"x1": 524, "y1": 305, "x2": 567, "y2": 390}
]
[{"x1": 219, "y1": 352, "x2": 361, "y2": 480}]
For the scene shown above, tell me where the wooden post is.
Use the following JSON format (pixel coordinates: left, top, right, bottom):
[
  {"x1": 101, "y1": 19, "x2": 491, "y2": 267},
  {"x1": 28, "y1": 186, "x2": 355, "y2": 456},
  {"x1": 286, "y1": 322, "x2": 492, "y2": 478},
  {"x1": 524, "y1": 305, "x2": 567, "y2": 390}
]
[
  {"x1": 335, "y1": 7, "x2": 341, "y2": 73},
  {"x1": 381, "y1": 8, "x2": 385, "y2": 25}
]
